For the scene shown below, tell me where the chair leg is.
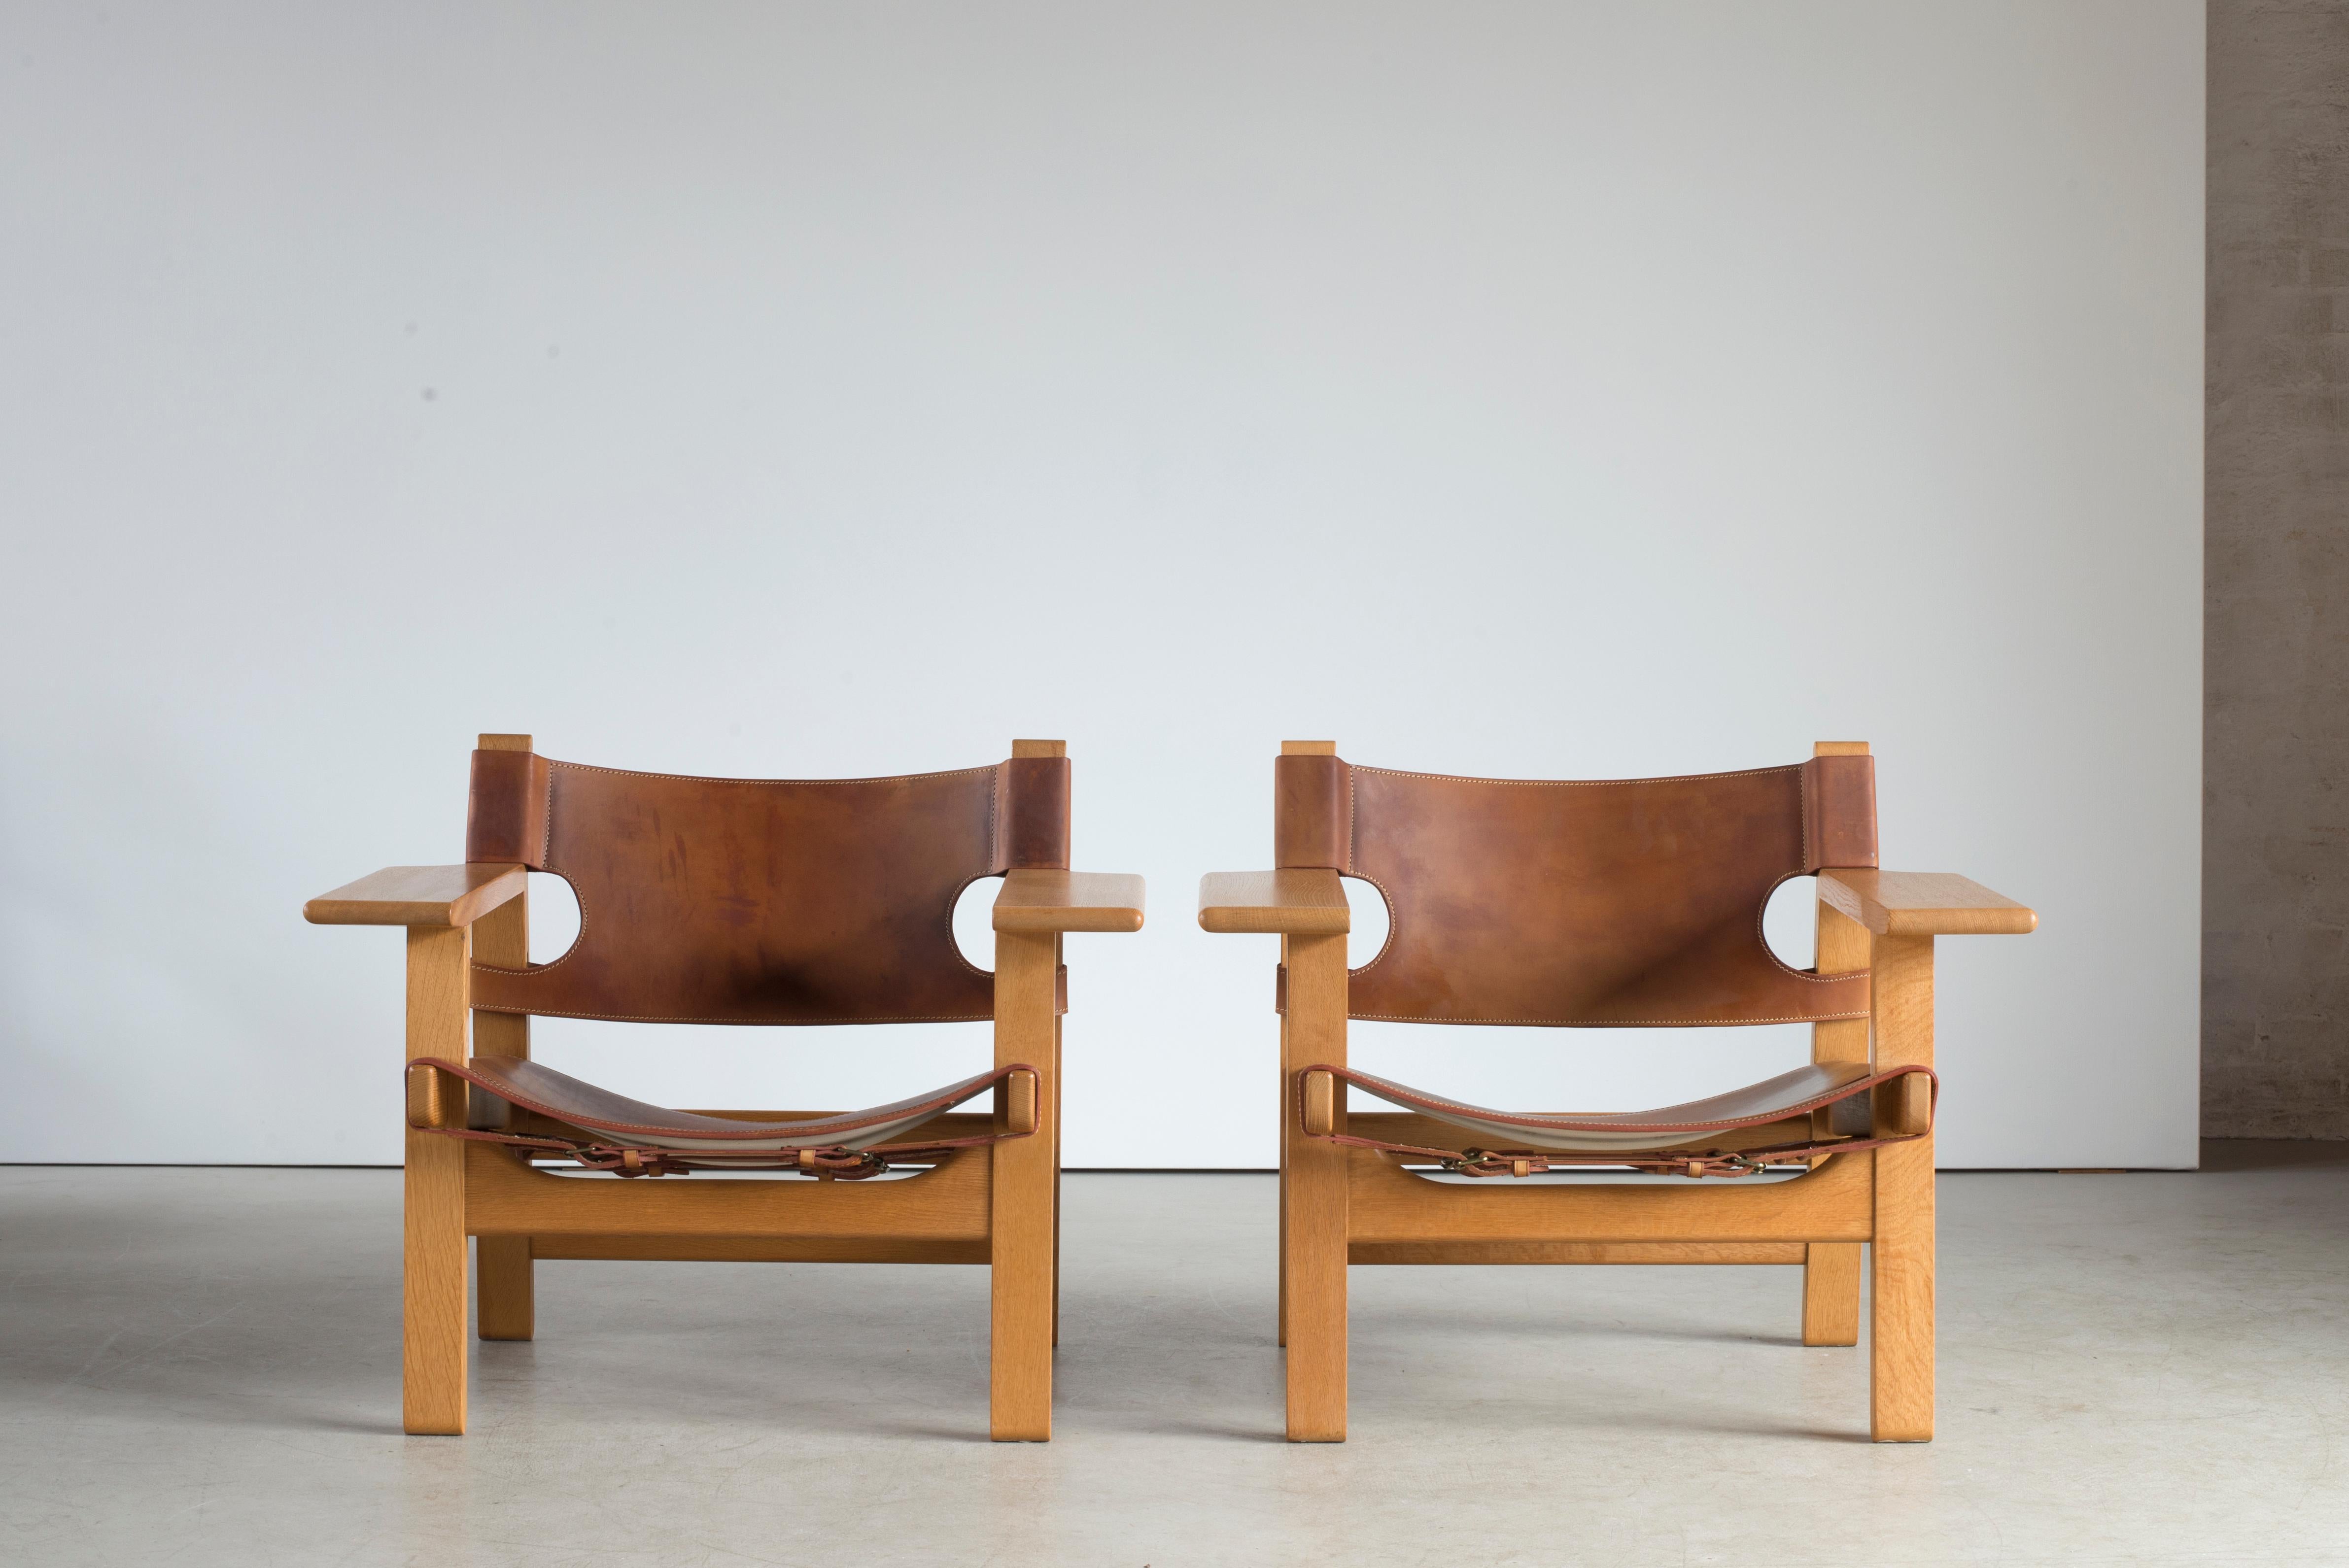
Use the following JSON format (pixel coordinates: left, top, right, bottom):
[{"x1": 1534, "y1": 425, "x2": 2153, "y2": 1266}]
[
  {"x1": 1282, "y1": 1138, "x2": 1347, "y2": 1440},
  {"x1": 402, "y1": 927, "x2": 470, "y2": 1435},
  {"x1": 1276, "y1": 1161, "x2": 1288, "y2": 1348},
  {"x1": 1869, "y1": 931, "x2": 1937, "y2": 1442},
  {"x1": 1051, "y1": 1016, "x2": 1064, "y2": 1349},
  {"x1": 403, "y1": 1125, "x2": 468, "y2": 1434},
  {"x1": 990, "y1": 930, "x2": 1057, "y2": 1441},
  {"x1": 1281, "y1": 932, "x2": 1348, "y2": 1441},
  {"x1": 1870, "y1": 1139, "x2": 1935, "y2": 1440},
  {"x1": 475, "y1": 1237, "x2": 534, "y2": 1341},
  {"x1": 467, "y1": 859, "x2": 534, "y2": 1346},
  {"x1": 1277, "y1": 1059, "x2": 1289, "y2": 1347},
  {"x1": 1807, "y1": 883, "x2": 1870, "y2": 1352},
  {"x1": 1801, "y1": 1241, "x2": 1862, "y2": 1346},
  {"x1": 991, "y1": 1139, "x2": 1055, "y2": 1438}
]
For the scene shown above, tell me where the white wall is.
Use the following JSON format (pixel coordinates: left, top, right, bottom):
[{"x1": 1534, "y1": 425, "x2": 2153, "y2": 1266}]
[{"x1": 0, "y1": 1, "x2": 2202, "y2": 1168}]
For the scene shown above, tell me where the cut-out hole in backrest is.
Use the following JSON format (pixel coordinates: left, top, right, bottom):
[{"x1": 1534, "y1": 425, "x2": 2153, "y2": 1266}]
[
  {"x1": 1342, "y1": 875, "x2": 1391, "y2": 970},
  {"x1": 1761, "y1": 875, "x2": 1817, "y2": 971},
  {"x1": 526, "y1": 871, "x2": 582, "y2": 965},
  {"x1": 951, "y1": 874, "x2": 999, "y2": 973}
]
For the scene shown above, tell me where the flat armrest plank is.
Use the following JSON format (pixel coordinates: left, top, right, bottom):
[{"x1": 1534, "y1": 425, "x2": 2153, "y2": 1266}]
[
  {"x1": 992, "y1": 870, "x2": 1146, "y2": 933},
  {"x1": 1197, "y1": 869, "x2": 1350, "y2": 935},
  {"x1": 1817, "y1": 869, "x2": 2036, "y2": 936},
  {"x1": 305, "y1": 864, "x2": 527, "y2": 928}
]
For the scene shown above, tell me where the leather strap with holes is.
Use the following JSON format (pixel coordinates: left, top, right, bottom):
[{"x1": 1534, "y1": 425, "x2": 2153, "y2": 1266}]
[
  {"x1": 1299, "y1": 1062, "x2": 1937, "y2": 1179},
  {"x1": 407, "y1": 1122, "x2": 1034, "y2": 1179},
  {"x1": 402, "y1": 1057, "x2": 1039, "y2": 1179},
  {"x1": 1306, "y1": 1126, "x2": 1933, "y2": 1179}
]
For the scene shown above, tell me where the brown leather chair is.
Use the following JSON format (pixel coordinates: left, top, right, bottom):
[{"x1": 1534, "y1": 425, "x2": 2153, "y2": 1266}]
[
  {"x1": 1198, "y1": 741, "x2": 2034, "y2": 1443},
  {"x1": 306, "y1": 735, "x2": 1142, "y2": 1440}
]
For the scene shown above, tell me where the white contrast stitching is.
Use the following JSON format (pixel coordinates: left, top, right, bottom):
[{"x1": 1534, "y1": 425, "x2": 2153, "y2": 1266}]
[
  {"x1": 1756, "y1": 872, "x2": 1857, "y2": 985},
  {"x1": 1327, "y1": 1061, "x2": 1916, "y2": 1131},
  {"x1": 464, "y1": 1003, "x2": 1004, "y2": 1025},
  {"x1": 540, "y1": 759, "x2": 1000, "y2": 787},
  {"x1": 948, "y1": 870, "x2": 996, "y2": 980},
  {"x1": 1346, "y1": 763, "x2": 1358, "y2": 875},
  {"x1": 1349, "y1": 763, "x2": 1803, "y2": 788},
  {"x1": 1342, "y1": 1009, "x2": 1870, "y2": 1026},
  {"x1": 1798, "y1": 763, "x2": 1811, "y2": 871},
  {"x1": 1346, "y1": 869, "x2": 1399, "y2": 978}
]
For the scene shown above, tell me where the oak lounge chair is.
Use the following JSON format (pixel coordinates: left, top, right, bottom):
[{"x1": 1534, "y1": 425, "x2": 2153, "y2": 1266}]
[
  {"x1": 1198, "y1": 741, "x2": 2034, "y2": 1443},
  {"x1": 305, "y1": 734, "x2": 1142, "y2": 1440}
]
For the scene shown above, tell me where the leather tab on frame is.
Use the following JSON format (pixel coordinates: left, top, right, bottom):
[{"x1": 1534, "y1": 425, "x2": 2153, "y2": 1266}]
[
  {"x1": 1275, "y1": 753, "x2": 1350, "y2": 869},
  {"x1": 467, "y1": 749, "x2": 550, "y2": 867},
  {"x1": 996, "y1": 756, "x2": 1071, "y2": 870},
  {"x1": 405, "y1": 1058, "x2": 457, "y2": 1129},
  {"x1": 1003, "y1": 1069, "x2": 1039, "y2": 1136},
  {"x1": 1802, "y1": 754, "x2": 1878, "y2": 871},
  {"x1": 1300, "y1": 1069, "x2": 1336, "y2": 1137}
]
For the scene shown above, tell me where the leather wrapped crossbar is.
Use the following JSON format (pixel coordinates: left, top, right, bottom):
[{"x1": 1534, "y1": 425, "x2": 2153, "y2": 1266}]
[
  {"x1": 406, "y1": 1056, "x2": 1038, "y2": 1179},
  {"x1": 1297, "y1": 1060, "x2": 1935, "y2": 1179}
]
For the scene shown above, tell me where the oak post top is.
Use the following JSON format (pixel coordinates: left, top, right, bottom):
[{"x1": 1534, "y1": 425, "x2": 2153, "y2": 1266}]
[
  {"x1": 1010, "y1": 739, "x2": 1067, "y2": 758},
  {"x1": 1817, "y1": 869, "x2": 2037, "y2": 936},
  {"x1": 1198, "y1": 868, "x2": 1351, "y2": 935},
  {"x1": 1281, "y1": 740, "x2": 1338, "y2": 756}
]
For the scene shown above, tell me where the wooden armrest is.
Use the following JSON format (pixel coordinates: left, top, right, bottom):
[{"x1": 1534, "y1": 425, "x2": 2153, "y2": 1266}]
[
  {"x1": 305, "y1": 864, "x2": 527, "y2": 928},
  {"x1": 1197, "y1": 869, "x2": 1350, "y2": 935},
  {"x1": 992, "y1": 870, "x2": 1146, "y2": 933},
  {"x1": 1817, "y1": 869, "x2": 2037, "y2": 936}
]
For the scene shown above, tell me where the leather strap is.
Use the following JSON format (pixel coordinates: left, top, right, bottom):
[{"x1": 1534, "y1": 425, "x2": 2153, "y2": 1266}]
[
  {"x1": 1297, "y1": 1061, "x2": 1936, "y2": 1179},
  {"x1": 405, "y1": 1057, "x2": 1039, "y2": 1179},
  {"x1": 1275, "y1": 753, "x2": 1350, "y2": 869},
  {"x1": 993, "y1": 755, "x2": 1072, "y2": 871},
  {"x1": 1801, "y1": 753, "x2": 1878, "y2": 872},
  {"x1": 1306, "y1": 1125, "x2": 1932, "y2": 1179},
  {"x1": 411, "y1": 1121, "x2": 1032, "y2": 1180}
]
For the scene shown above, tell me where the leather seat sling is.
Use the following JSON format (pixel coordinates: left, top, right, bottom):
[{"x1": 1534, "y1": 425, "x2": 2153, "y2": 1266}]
[
  {"x1": 409, "y1": 1056, "x2": 1040, "y2": 1180},
  {"x1": 1296, "y1": 1060, "x2": 1935, "y2": 1179}
]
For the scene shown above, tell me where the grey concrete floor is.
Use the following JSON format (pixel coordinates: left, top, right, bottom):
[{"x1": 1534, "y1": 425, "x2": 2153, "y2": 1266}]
[{"x1": 2, "y1": 1152, "x2": 2346, "y2": 1567}]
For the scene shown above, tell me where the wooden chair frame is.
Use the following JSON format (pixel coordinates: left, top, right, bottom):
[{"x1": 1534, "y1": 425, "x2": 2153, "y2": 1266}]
[
  {"x1": 1199, "y1": 740, "x2": 2035, "y2": 1443},
  {"x1": 308, "y1": 736, "x2": 1143, "y2": 1440}
]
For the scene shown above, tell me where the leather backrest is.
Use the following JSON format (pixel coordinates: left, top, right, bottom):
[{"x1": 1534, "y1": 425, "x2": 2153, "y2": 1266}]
[
  {"x1": 1275, "y1": 753, "x2": 1875, "y2": 1027},
  {"x1": 465, "y1": 750, "x2": 1068, "y2": 1024}
]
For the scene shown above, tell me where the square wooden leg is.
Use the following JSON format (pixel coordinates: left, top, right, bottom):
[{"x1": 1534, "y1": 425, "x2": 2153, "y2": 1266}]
[
  {"x1": 403, "y1": 1124, "x2": 469, "y2": 1433},
  {"x1": 1282, "y1": 1137, "x2": 1347, "y2": 1440},
  {"x1": 990, "y1": 930, "x2": 1057, "y2": 1441},
  {"x1": 1802, "y1": 1241, "x2": 1862, "y2": 1346},
  {"x1": 1051, "y1": 1012, "x2": 1064, "y2": 1349},
  {"x1": 467, "y1": 868, "x2": 534, "y2": 1346},
  {"x1": 1277, "y1": 1073, "x2": 1289, "y2": 1348},
  {"x1": 1869, "y1": 933, "x2": 1935, "y2": 1442},
  {"x1": 402, "y1": 925, "x2": 471, "y2": 1435},
  {"x1": 1871, "y1": 1137, "x2": 1935, "y2": 1441},
  {"x1": 1808, "y1": 880, "x2": 1871, "y2": 1353},
  {"x1": 1281, "y1": 934, "x2": 1347, "y2": 1442},
  {"x1": 475, "y1": 1237, "x2": 534, "y2": 1341}
]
